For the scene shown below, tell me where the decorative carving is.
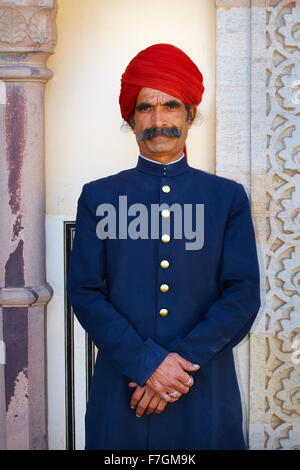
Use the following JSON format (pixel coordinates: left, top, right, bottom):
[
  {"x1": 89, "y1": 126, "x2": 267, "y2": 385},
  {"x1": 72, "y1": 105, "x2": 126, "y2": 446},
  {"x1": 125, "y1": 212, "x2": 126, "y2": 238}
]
[
  {"x1": 265, "y1": 0, "x2": 300, "y2": 449},
  {"x1": 28, "y1": 8, "x2": 55, "y2": 46},
  {"x1": 0, "y1": 1, "x2": 58, "y2": 81},
  {"x1": 0, "y1": 7, "x2": 27, "y2": 44},
  {"x1": 0, "y1": 3, "x2": 57, "y2": 51}
]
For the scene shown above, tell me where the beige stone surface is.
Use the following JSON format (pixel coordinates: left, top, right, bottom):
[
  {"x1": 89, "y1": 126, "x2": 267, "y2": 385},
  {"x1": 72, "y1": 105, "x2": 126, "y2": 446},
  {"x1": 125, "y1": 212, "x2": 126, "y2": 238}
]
[
  {"x1": 217, "y1": 0, "x2": 300, "y2": 449},
  {"x1": 0, "y1": 0, "x2": 57, "y2": 450}
]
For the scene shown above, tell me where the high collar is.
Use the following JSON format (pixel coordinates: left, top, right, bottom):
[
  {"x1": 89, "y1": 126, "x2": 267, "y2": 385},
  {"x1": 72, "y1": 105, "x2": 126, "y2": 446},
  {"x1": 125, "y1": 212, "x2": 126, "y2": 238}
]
[{"x1": 135, "y1": 154, "x2": 190, "y2": 177}]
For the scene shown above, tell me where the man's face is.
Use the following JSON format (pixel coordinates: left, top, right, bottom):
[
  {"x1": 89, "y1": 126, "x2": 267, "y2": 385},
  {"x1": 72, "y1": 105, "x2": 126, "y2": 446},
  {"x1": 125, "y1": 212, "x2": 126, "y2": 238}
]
[{"x1": 131, "y1": 87, "x2": 196, "y2": 160}]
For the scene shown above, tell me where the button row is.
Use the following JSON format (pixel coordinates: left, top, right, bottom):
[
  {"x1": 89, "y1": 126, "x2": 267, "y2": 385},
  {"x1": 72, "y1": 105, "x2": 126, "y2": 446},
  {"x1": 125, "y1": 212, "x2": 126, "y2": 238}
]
[{"x1": 160, "y1": 185, "x2": 171, "y2": 317}]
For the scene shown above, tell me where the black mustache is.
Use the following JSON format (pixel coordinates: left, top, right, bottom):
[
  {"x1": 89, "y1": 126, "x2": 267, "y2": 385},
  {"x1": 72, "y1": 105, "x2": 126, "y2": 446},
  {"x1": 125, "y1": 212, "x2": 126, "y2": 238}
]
[{"x1": 137, "y1": 127, "x2": 182, "y2": 141}]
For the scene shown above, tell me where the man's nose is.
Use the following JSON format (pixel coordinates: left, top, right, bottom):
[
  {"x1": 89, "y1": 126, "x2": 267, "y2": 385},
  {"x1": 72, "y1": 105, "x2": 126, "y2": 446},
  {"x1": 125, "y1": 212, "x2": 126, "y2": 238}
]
[{"x1": 151, "y1": 106, "x2": 167, "y2": 127}]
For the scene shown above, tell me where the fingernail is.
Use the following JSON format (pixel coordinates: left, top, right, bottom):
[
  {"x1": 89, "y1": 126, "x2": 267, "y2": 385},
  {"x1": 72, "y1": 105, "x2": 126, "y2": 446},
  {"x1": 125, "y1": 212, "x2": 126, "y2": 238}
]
[
  {"x1": 193, "y1": 364, "x2": 200, "y2": 368},
  {"x1": 130, "y1": 406, "x2": 135, "y2": 409},
  {"x1": 136, "y1": 414, "x2": 141, "y2": 418},
  {"x1": 128, "y1": 382, "x2": 134, "y2": 386}
]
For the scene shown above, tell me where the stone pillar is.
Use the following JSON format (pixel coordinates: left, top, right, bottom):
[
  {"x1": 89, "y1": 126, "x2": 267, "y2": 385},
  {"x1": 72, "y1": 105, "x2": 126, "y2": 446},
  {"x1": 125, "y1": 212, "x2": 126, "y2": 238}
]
[
  {"x1": 216, "y1": 0, "x2": 300, "y2": 449},
  {"x1": 0, "y1": 0, "x2": 57, "y2": 450}
]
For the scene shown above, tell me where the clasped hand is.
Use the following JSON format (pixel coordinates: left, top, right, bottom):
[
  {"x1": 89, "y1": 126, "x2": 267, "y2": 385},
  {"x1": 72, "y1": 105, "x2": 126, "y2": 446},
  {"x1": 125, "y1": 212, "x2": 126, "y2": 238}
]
[{"x1": 128, "y1": 352, "x2": 200, "y2": 417}]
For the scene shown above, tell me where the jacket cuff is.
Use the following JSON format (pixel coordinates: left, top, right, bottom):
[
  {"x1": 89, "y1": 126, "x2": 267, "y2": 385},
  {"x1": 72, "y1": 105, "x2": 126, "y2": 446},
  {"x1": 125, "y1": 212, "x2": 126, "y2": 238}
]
[{"x1": 132, "y1": 338, "x2": 170, "y2": 387}]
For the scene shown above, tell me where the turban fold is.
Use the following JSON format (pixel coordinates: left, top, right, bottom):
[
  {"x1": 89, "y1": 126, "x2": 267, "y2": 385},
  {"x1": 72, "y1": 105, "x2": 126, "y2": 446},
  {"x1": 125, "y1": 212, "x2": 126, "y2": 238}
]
[{"x1": 119, "y1": 43, "x2": 205, "y2": 123}]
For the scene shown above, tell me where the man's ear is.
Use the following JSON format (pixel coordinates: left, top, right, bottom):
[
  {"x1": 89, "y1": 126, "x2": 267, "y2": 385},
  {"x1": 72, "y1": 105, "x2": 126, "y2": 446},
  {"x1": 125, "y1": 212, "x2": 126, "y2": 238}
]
[
  {"x1": 189, "y1": 105, "x2": 197, "y2": 125},
  {"x1": 128, "y1": 114, "x2": 136, "y2": 133}
]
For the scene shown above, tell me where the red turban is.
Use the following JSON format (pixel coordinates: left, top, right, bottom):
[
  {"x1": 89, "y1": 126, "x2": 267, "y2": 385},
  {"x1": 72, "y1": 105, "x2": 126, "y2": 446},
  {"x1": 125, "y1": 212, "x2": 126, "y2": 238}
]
[{"x1": 119, "y1": 43, "x2": 205, "y2": 159}]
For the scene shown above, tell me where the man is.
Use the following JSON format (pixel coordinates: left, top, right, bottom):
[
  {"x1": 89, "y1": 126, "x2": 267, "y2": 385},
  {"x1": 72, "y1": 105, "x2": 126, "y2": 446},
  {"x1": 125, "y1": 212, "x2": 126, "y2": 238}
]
[{"x1": 66, "y1": 43, "x2": 261, "y2": 450}]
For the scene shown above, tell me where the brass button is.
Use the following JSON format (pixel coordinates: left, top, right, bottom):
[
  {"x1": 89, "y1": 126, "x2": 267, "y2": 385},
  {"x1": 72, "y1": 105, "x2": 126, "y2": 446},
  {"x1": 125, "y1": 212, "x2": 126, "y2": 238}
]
[
  {"x1": 159, "y1": 308, "x2": 169, "y2": 317},
  {"x1": 161, "y1": 234, "x2": 170, "y2": 243},
  {"x1": 162, "y1": 185, "x2": 171, "y2": 193},
  {"x1": 160, "y1": 283, "x2": 169, "y2": 293},
  {"x1": 161, "y1": 209, "x2": 170, "y2": 218},
  {"x1": 160, "y1": 259, "x2": 170, "y2": 269}
]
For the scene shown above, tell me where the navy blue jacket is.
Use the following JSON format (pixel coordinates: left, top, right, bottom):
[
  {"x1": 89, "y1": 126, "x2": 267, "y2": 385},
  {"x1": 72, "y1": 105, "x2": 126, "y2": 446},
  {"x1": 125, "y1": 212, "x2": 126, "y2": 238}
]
[{"x1": 66, "y1": 155, "x2": 261, "y2": 450}]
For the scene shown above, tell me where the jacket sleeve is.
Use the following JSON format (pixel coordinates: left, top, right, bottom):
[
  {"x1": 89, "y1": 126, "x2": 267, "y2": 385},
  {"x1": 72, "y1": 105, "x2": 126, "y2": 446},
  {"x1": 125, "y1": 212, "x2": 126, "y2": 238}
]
[
  {"x1": 66, "y1": 183, "x2": 169, "y2": 387},
  {"x1": 166, "y1": 182, "x2": 261, "y2": 366}
]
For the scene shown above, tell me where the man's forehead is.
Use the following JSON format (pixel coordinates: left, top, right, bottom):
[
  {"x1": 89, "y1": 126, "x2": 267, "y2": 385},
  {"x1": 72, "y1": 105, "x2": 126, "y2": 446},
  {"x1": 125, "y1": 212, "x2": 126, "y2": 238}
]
[{"x1": 136, "y1": 87, "x2": 183, "y2": 104}]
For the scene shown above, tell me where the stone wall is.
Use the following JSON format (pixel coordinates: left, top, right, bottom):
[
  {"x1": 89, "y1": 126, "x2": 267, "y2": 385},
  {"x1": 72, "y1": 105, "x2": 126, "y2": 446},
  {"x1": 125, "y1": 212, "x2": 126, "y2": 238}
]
[{"x1": 216, "y1": 0, "x2": 300, "y2": 449}]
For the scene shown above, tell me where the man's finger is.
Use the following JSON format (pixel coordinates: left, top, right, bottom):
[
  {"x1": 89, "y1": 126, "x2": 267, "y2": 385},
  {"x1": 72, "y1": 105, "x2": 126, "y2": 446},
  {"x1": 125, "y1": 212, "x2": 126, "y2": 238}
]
[
  {"x1": 181, "y1": 373, "x2": 194, "y2": 388},
  {"x1": 155, "y1": 397, "x2": 169, "y2": 414},
  {"x1": 145, "y1": 394, "x2": 161, "y2": 415},
  {"x1": 159, "y1": 392, "x2": 176, "y2": 403},
  {"x1": 146, "y1": 388, "x2": 184, "y2": 415},
  {"x1": 130, "y1": 386, "x2": 145, "y2": 409},
  {"x1": 156, "y1": 388, "x2": 184, "y2": 412},
  {"x1": 168, "y1": 379, "x2": 190, "y2": 395},
  {"x1": 135, "y1": 389, "x2": 155, "y2": 417},
  {"x1": 176, "y1": 356, "x2": 201, "y2": 372}
]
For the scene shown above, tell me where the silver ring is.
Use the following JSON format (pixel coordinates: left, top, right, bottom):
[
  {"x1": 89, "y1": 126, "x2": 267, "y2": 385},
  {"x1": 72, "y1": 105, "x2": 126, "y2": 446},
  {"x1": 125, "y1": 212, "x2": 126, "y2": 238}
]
[
  {"x1": 168, "y1": 391, "x2": 178, "y2": 398},
  {"x1": 185, "y1": 377, "x2": 192, "y2": 385},
  {"x1": 161, "y1": 393, "x2": 169, "y2": 401}
]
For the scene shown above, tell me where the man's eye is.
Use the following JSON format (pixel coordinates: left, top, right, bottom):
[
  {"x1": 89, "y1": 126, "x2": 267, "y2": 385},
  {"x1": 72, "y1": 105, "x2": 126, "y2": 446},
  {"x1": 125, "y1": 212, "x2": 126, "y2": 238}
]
[{"x1": 137, "y1": 105, "x2": 151, "y2": 112}]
